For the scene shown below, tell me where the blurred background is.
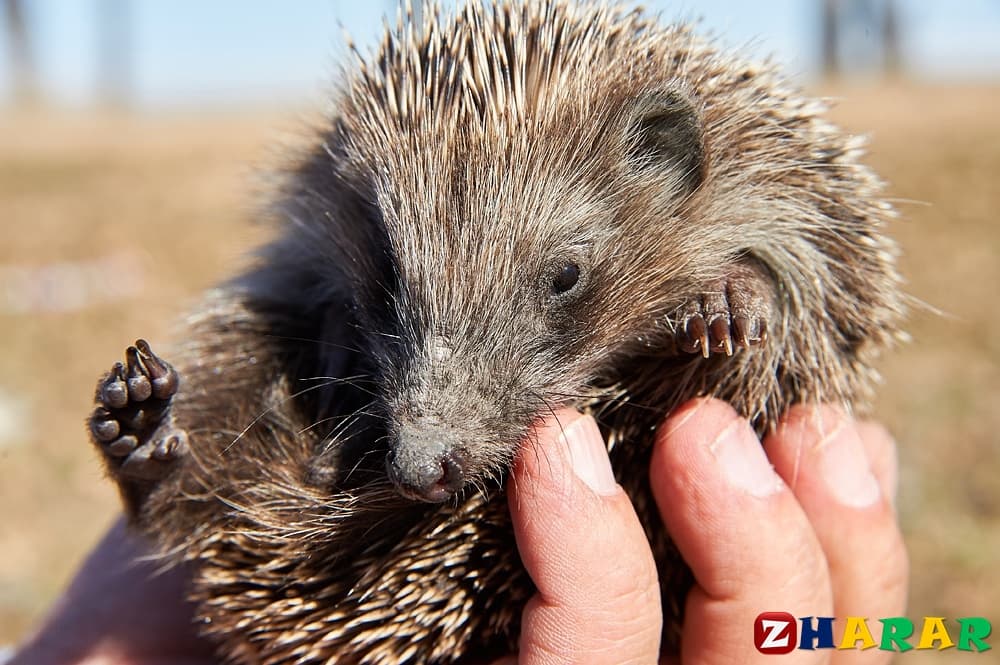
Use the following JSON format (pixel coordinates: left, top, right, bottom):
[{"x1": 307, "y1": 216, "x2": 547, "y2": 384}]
[{"x1": 1, "y1": 0, "x2": 998, "y2": 659}]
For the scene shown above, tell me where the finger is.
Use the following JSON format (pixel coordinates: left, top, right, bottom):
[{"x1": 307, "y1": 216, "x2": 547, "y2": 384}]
[
  {"x1": 765, "y1": 406, "x2": 908, "y2": 662},
  {"x1": 9, "y1": 517, "x2": 215, "y2": 665},
  {"x1": 651, "y1": 398, "x2": 832, "y2": 664},
  {"x1": 856, "y1": 420, "x2": 899, "y2": 507},
  {"x1": 508, "y1": 409, "x2": 661, "y2": 665}
]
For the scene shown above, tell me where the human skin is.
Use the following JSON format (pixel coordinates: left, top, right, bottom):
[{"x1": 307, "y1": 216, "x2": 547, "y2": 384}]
[
  {"x1": 11, "y1": 397, "x2": 907, "y2": 664},
  {"x1": 502, "y1": 397, "x2": 907, "y2": 664}
]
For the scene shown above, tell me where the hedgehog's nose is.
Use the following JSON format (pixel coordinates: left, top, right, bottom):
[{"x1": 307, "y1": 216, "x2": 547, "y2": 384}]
[{"x1": 387, "y1": 426, "x2": 466, "y2": 503}]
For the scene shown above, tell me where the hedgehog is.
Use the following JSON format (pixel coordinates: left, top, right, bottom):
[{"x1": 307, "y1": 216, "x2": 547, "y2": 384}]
[{"x1": 86, "y1": 1, "x2": 904, "y2": 662}]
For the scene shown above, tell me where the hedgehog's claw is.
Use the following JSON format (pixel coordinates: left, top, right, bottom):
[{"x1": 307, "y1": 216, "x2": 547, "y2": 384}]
[
  {"x1": 676, "y1": 260, "x2": 773, "y2": 357},
  {"x1": 100, "y1": 362, "x2": 129, "y2": 409},
  {"x1": 136, "y1": 338, "x2": 180, "y2": 399},
  {"x1": 679, "y1": 314, "x2": 710, "y2": 356},
  {"x1": 732, "y1": 314, "x2": 767, "y2": 348},
  {"x1": 88, "y1": 340, "x2": 187, "y2": 513}
]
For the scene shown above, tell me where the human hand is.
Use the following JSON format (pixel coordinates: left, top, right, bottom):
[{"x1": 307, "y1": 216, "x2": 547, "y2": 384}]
[
  {"x1": 12, "y1": 397, "x2": 906, "y2": 665},
  {"x1": 499, "y1": 397, "x2": 907, "y2": 664},
  {"x1": 9, "y1": 518, "x2": 216, "y2": 665}
]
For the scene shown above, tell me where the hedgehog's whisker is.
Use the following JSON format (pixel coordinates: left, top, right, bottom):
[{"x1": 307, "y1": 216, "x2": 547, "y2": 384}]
[
  {"x1": 225, "y1": 380, "x2": 339, "y2": 454},
  {"x1": 263, "y1": 333, "x2": 363, "y2": 355}
]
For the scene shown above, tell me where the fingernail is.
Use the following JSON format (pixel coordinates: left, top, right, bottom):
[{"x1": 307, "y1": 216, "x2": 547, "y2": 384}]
[
  {"x1": 711, "y1": 419, "x2": 783, "y2": 497},
  {"x1": 560, "y1": 415, "x2": 619, "y2": 496},
  {"x1": 817, "y1": 419, "x2": 881, "y2": 508}
]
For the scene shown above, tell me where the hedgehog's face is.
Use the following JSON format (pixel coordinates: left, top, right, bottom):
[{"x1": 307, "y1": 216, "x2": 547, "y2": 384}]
[{"x1": 339, "y1": 89, "x2": 707, "y2": 502}]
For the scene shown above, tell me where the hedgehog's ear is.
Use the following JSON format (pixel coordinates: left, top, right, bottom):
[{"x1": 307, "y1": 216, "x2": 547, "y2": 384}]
[{"x1": 627, "y1": 89, "x2": 705, "y2": 193}]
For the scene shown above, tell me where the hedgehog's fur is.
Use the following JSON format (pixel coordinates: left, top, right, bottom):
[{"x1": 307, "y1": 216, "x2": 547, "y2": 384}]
[{"x1": 91, "y1": 1, "x2": 904, "y2": 663}]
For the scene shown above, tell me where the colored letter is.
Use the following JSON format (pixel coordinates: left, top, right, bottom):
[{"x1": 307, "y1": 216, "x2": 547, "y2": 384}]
[
  {"x1": 916, "y1": 617, "x2": 954, "y2": 650},
  {"x1": 838, "y1": 617, "x2": 877, "y2": 650},
  {"x1": 798, "y1": 616, "x2": 835, "y2": 650},
  {"x1": 879, "y1": 617, "x2": 915, "y2": 652},
  {"x1": 957, "y1": 617, "x2": 992, "y2": 652},
  {"x1": 754, "y1": 612, "x2": 797, "y2": 655}
]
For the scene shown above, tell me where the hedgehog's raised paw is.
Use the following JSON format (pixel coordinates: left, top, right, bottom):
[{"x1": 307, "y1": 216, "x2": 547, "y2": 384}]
[
  {"x1": 676, "y1": 261, "x2": 773, "y2": 357},
  {"x1": 89, "y1": 340, "x2": 186, "y2": 487}
]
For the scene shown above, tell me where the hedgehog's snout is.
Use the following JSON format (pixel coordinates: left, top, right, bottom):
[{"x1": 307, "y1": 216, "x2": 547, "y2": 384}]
[{"x1": 387, "y1": 423, "x2": 467, "y2": 502}]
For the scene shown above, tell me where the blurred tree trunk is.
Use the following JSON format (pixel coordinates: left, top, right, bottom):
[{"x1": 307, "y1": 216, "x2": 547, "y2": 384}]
[
  {"x1": 883, "y1": 0, "x2": 902, "y2": 79},
  {"x1": 97, "y1": 0, "x2": 132, "y2": 109},
  {"x1": 821, "y1": 0, "x2": 840, "y2": 80},
  {"x1": 4, "y1": 0, "x2": 40, "y2": 107},
  {"x1": 387, "y1": 0, "x2": 423, "y2": 26},
  {"x1": 822, "y1": 0, "x2": 905, "y2": 82}
]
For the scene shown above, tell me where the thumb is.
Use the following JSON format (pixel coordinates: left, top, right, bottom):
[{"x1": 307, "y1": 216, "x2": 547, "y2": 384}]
[{"x1": 506, "y1": 409, "x2": 661, "y2": 664}]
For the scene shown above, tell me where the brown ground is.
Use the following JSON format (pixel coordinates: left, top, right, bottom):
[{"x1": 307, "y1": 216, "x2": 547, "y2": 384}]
[{"x1": 1, "y1": 85, "x2": 997, "y2": 655}]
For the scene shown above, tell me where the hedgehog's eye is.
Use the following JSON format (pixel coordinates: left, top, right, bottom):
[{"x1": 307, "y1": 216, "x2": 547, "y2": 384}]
[{"x1": 551, "y1": 263, "x2": 580, "y2": 294}]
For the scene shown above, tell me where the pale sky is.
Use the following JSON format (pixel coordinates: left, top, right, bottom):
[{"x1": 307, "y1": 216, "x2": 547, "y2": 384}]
[{"x1": 2, "y1": 0, "x2": 999, "y2": 109}]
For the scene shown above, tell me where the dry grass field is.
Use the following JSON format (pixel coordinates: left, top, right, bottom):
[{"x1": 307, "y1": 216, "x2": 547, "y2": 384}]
[{"x1": 1, "y1": 84, "x2": 998, "y2": 654}]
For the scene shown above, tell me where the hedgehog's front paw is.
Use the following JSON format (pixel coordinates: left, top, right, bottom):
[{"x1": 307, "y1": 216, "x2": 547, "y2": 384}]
[
  {"x1": 676, "y1": 261, "x2": 773, "y2": 357},
  {"x1": 89, "y1": 340, "x2": 187, "y2": 485}
]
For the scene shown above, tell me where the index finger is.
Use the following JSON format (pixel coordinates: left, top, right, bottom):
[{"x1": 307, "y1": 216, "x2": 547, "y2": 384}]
[{"x1": 508, "y1": 409, "x2": 662, "y2": 664}]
